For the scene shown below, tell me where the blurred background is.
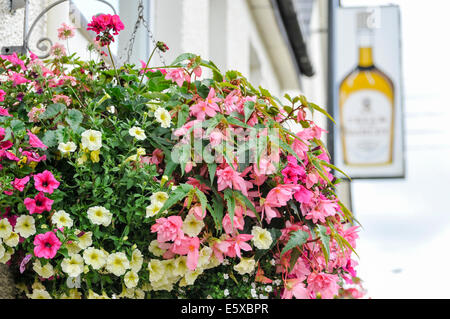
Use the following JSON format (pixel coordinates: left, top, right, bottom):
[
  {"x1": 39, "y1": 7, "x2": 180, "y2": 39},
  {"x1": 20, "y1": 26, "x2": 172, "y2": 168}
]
[{"x1": 1, "y1": 0, "x2": 448, "y2": 298}]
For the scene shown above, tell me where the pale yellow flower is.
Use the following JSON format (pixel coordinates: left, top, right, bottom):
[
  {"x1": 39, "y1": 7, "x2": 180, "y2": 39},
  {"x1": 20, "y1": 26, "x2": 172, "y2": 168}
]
[
  {"x1": 83, "y1": 247, "x2": 107, "y2": 270},
  {"x1": 147, "y1": 259, "x2": 165, "y2": 282},
  {"x1": 106, "y1": 252, "x2": 130, "y2": 276},
  {"x1": 251, "y1": 226, "x2": 273, "y2": 250},
  {"x1": 124, "y1": 271, "x2": 139, "y2": 288},
  {"x1": 234, "y1": 257, "x2": 256, "y2": 275},
  {"x1": 148, "y1": 240, "x2": 165, "y2": 257},
  {"x1": 130, "y1": 249, "x2": 143, "y2": 273},
  {"x1": 4, "y1": 232, "x2": 19, "y2": 247},
  {"x1": 33, "y1": 260, "x2": 55, "y2": 279},
  {"x1": 87, "y1": 206, "x2": 112, "y2": 227},
  {"x1": 27, "y1": 289, "x2": 52, "y2": 299},
  {"x1": 146, "y1": 202, "x2": 163, "y2": 218},
  {"x1": 150, "y1": 191, "x2": 169, "y2": 205},
  {"x1": 58, "y1": 142, "x2": 77, "y2": 154},
  {"x1": 61, "y1": 254, "x2": 84, "y2": 278},
  {"x1": 81, "y1": 129, "x2": 102, "y2": 151},
  {"x1": 129, "y1": 126, "x2": 146, "y2": 140},
  {"x1": 154, "y1": 107, "x2": 172, "y2": 128},
  {"x1": 0, "y1": 219, "x2": 12, "y2": 239},
  {"x1": 14, "y1": 215, "x2": 36, "y2": 238},
  {"x1": 51, "y1": 210, "x2": 73, "y2": 229},
  {"x1": 182, "y1": 214, "x2": 204, "y2": 237}
]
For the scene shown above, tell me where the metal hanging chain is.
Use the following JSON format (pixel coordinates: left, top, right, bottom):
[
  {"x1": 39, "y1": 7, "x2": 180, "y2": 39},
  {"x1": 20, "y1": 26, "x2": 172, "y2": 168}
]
[{"x1": 119, "y1": 0, "x2": 166, "y2": 66}]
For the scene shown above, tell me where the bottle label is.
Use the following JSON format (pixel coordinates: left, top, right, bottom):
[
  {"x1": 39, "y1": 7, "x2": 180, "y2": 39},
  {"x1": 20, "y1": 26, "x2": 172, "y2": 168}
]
[{"x1": 341, "y1": 89, "x2": 393, "y2": 165}]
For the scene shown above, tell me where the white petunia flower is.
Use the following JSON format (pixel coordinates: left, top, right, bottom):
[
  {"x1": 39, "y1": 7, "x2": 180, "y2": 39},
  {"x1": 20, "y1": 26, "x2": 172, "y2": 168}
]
[
  {"x1": 124, "y1": 271, "x2": 139, "y2": 288},
  {"x1": 147, "y1": 259, "x2": 165, "y2": 282},
  {"x1": 61, "y1": 254, "x2": 84, "y2": 278},
  {"x1": 234, "y1": 257, "x2": 256, "y2": 275},
  {"x1": 0, "y1": 219, "x2": 12, "y2": 239},
  {"x1": 4, "y1": 232, "x2": 19, "y2": 247},
  {"x1": 83, "y1": 247, "x2": 107, "y2": 270},
  {"x1": 66, "y1": 276, "x2": 81, "y2": 289},
  {"x1": 33, "y1": 260, "x2": 55, "y2": 279},
  {"x1": 106, "y1": 252, "x2": 130, "y2": 276},
  {"x1": 81, "y1": 129, "x2": 102, "y2": 151},
  {"x1": 129, "y1": 126, "x2": 146, "y2": 140},
  {"x1": 150, "y1": 191, "x2": 169, "y2": 205},
  {"x1": 130, "y1": 249, "x2": 143, "y2": 273},
  {"x1": 182, "y1": 214, "x2": 205, "y2": 237},
  {"x1": 27, "y1": 289, "x2": 52, "y2": 299},
  {"x1": 14, "y1": 215, "x2": 36, "y2": 238},
  {"x1": 251, "y1": 226, "x2": 273, "y2": 250},
  {"x1": 51, "y1": 210, "x2": 73, "y2": 229},
  {"x1": 77, "y1": 231, "x2": 93, "y2": 249},
  {"x1": 146, "y1": 202, "x2": 163, "y2": 218},
  {"x1": 58, "y1": 142, "x2": 77, "y2": 154},
  {"x1": 87, "y1": 206, "x2": 112, "y2": 227},
  {"x1": 148, "y1": 240, "x2": 165, "y2": 257},
  {"x1": 154, "y1": 107, "x2": 172, "y2": 128}
]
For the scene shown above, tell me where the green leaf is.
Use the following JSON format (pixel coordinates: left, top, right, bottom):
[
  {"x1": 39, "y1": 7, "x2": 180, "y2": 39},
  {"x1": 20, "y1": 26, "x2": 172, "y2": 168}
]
[
  {"x1": 233, "y1": 189, "x2": 261, "y2": 224},
  {"x1": 66, "y1": 109, "x2": 83, "y2": 129},
  {"x1": 244, "y1": 101, "x2": 255, "y2": 123},
  {"x1": 41, "y1": 130, "x2": 58, "y2": 148},
  {"x1": 39, "y1": 103, "x2": 66, "y2": 120},
  {"x1": 10, "y1": 119, "x2": 25, "y2": 135},
  {"x1": 158, "y1": 186, "x2": 190, "y2": 214},
  {"x1": 316, "y1": 225, "x2": 331, "y2": 264},
  {"x1": 171, "y1": 53, "x2": 197, "y2": 65},
  {"x1": 223, "y1": 188, "x2": 236, "y2": 229},
  {"x1": 281, "y1": 229, "x2": 309, "y2": 257},
  {"x1": 194, "y1": 188, "x2": 208, "y2": 217},
  {"x1": 208, "y1": 163, "x2": 217, "y2": 186},
  {"x1": 209, "y1": 195, "x2": 224, "y2": 232},
  {"x1": 308, "y1": 102, "x2": 336, "y2": 124},
  {"x1": 226, "y1": 116, "x2": 252, "y2": 129},
  {"x1": 177, "y1": 104, "x2": 190, "y2": 128},
  {"x1": 320, "y1": 160, "x2": 351, "y2": 181}
]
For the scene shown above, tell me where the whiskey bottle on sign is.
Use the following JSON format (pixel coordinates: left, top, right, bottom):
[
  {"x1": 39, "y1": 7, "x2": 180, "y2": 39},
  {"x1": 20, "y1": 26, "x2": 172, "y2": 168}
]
[{"x1": 339, "y1": 10, "x2": 394, "y2": 166}]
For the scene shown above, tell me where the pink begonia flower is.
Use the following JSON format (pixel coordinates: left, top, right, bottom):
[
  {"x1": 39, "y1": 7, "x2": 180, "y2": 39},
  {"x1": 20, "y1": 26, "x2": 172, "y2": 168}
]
[
  {"x1": 222, "y1": 212, "x2": 245, "y2": 234},
  {"x1": 0, "y1": 52, "x2": 26, "y2": 71},
  {"x1": 27, "y1": 130, "x2": 48, "y2": 149},
  {"x1": 342, "y1": 225, "x2": 360, "y2": 248},
  {"x1": 229, "y1": 233, "x2": 253, "y2": 258},
  {"x1": 150, "y1": 215, "x2": 184, "y2": 243},
  {"x1": 24, "y1": 192, "x2": 54, "y2": 215},
  {"x1": 307, "y1": 272, "x2": 340, "y2": 299},
  {"x1": 165, "y1": 68, "x2": 190, "y2": 87},
  {"x1": 190, "y1": 97, "x2": 220, "y2": 120},
  {"x1": 57, "y1": 22, "x2": 75, "y2": 40},
  {"x1": 173, "y1": 119, "x2": 201, "y2": 137},
  {"x1": 186, "y1": 177, "x2": 211, "y2": 194},
  {"x1": 34, "y1": 170, "x2": 60, "y2": 194},
  {"x1": 33, "y1": 231, "x2": 61, "y2": 259},
  {"x1": 305, "y1": 172, "x2": 319, "y2": 189},
  {"x1": 282, "y1": 279, "x2": 310, "y2": 299},
  {"x1": 293, "y1": 185, "x2": 313, "y2": 204},
  {"x1": 223, "y1": 90, "x2": 240, "y2": 114},
  {"x1": 170, "y1": 236, "x2": 200, "y2": 270},
  {"x1": 0, "y1": 89, "x2": 6, "y2": 102},
  {"x1": 209, "y1": 130, "x2": 223, "y2": 147},
  {"x1": 265, "y1": 184, "x2": 299, "y2": 208},
  {"x1": 0, "y1": 107, "x2": 12, "y2": 117},
  {"x1": 10, "y1": 72, "x2": 30, "y2": 86},
  {"x1": 188, "y1": 204, "x2": 206, "y2": 220},
  {"x1": 11, "y1": 176, "x2": 30, "y2": 192},
  {"x1": 282, "y1": 156, "x2": 305, "y2": 184},
  {"x1": 289, "y1": 257, "x2": 311, "y2": 281},
  {"x1": 216, "y1": 165, "x2": 253, "y2": 196}
]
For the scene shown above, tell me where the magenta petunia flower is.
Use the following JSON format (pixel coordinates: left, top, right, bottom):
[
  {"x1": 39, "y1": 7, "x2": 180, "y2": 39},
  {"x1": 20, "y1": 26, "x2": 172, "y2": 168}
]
[
  {"x1": 24, "y1": 192, "x2": 54, "y2": 215},
  {"x1": 11, "y1": 176, "x2": 30, "y2": 192},
  {"x1": 27, "y1": 130, "x2": 48, "y2": 150},
  {"x1": 33, "y1": 231, "x2": 61, "y2": 259},
  {"x1": 34, "y1": 170, "x2": 60, "y2": 194}
]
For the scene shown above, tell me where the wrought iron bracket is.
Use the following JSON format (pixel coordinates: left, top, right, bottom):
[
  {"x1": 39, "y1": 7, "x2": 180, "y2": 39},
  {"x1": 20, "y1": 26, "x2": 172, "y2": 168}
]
[{"x1": 1, "y1": 0, "x2": 116, "y2": 58}]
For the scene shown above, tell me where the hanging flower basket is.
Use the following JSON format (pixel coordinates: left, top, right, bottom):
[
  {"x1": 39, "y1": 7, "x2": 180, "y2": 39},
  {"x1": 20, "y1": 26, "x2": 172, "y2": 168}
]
[{"x1": 0, "y1": 15, "x2": 364, "y2": 299}]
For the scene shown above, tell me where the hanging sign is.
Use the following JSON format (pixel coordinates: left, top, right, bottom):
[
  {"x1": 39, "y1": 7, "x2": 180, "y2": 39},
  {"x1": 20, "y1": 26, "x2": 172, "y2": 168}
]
[{"x1": 332, "y1": 5, "x2": 405, "y2": 179}]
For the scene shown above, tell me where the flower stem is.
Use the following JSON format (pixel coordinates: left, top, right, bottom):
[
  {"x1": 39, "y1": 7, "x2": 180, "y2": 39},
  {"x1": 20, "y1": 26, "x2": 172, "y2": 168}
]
[
  {"x1": 138, "y1": 46, "x2": 158, "y2": 92},
  {"x1": 107, "y1": 45, "x2": 120, "y2": 85}
]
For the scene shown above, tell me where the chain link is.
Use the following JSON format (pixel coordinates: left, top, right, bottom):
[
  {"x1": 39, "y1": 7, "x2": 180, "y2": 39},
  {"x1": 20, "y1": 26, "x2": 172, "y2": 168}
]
[{"x1": 118, "y1": 0, "x2": 166, "y2": 66}]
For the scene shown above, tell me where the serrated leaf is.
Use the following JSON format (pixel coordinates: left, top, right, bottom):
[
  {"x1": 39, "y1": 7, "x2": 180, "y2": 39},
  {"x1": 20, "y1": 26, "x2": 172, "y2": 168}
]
[
  {"x1": 194, "y1": 188, "x2": 208, "y2": 216},
  {"x1": 10, "y1": 119, "x2": 25, "y2": 135},
  {"x1": 223, "y1": 188, "x2": 235, "y2": 229},
  {"x1": 244, "y1": 101, "x2": 255, "y2": 123},
  {"x1": 66, "y1": 109, "x2": 83, "y2": 128},
  {"x1": 41, "y1": 130, "x2": 58, "y2": 148},
  {"x1": 281, "y1": 229, "x2": 309, "y2": 256},
  {"x1": 39, "y1": 103, "x2": 66, "y2": 120},
  {"x1": 209, "y1": 195, "x2": 224, "y2": 232},
  {"x1": 316, "y1": 225, "x2": 331, "y2": 264},
  {"x1": 208, "y1": 163, "x2": 217, "y2": 185}
]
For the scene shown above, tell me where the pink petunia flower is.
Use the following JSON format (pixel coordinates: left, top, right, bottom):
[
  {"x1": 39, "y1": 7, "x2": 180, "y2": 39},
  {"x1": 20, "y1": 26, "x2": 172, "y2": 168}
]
[
  {"x1": 0, "y1": 107, "x2": 12, "y2": 117},
  {"x1": 27, "y1": 130, "x2": 48, "y2": 149},
  {"x1": 33, "y1": 170, "x2": 60, "y2": 194},
  {"x1": 24, "y1": 192, "x2": 54, "y2": 215},
  {"x1": 10, "y1": 72, "x2": 30, "y2": 86},
  {"x1": 0, "y1": 89, "x2": 6, "y2": 102},
  {"x1": 33, "y1": 231, "x2": 61, "y2": 259},
  {"x1": 11, "y1": 176, "x2": 30, "y2": 192}
]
